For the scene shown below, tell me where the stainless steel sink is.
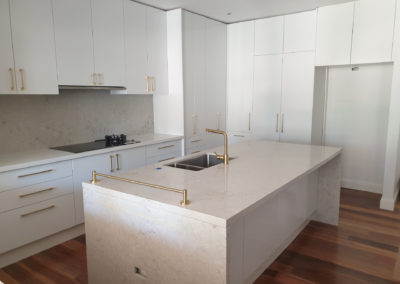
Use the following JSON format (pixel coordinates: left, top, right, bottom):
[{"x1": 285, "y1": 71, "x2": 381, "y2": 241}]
[{"x1": 166, "y1": 153, "x2": 234, "y2": 171}]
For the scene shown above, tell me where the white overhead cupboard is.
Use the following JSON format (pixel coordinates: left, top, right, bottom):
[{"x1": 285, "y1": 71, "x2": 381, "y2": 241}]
[{"x1": 0, "y1": 0, "x2": 58, "y2": 95}]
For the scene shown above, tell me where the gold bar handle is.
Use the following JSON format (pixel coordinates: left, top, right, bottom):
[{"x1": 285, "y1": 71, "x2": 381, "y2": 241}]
[
  {"x1": 97, "y1": 73, "x2": 103, "y2": 85},
  {"x1": 116, "y1": 154, "x2": 121, "y2": 171},
  {"x1": 19, "y1": 187, "x2": 55, "y2": 198},
  {"x1": 281, "y1": 113, "x2": 284, "y2": 133},
  {"x1": 20, "y1": 205, "x2": 55, "y2": 217},
  {"x1": 91, "y1": 73, "x2": 96, "y2": 86},
  {"x1": 110, "y1": 155, "x2": 114, "y2": 172},
  {"x1": 145, "y1": 76, "x2": 149, "y2": 92},
  {"x1": 191, "y1": 151, "x2": 200, "y2": 154},
  {"x1": 9, "y1": 68, "x2": 15, "y2": 91},
  {"x1": 18, "y1": 169, "x2": 53, "y2": 178},
  {"x1": 151, "y1": 76, "x2": 155, "y2": 92},
  {"x1": 91, "y1": 171, "x2": 190, "y2": 206},
  {"x1": 234, "y1": 135, "x2": 245, "y2": 138},
  {"x1": 248, "y1": 112, "x2": 251, "y2": 131},
  {"x1": 158, "y1": 157, "x2": 175, "y2": 163},
  {"x1": 191, "y1": 139, "x2": 201, "y2": 143},
  {"x1": 158, "y1": 145, "x2": 174, "y2": 150},
  {"x1": 19, "y1": 68, "x2": 25, "y2": 91},
  {"x1": 276, "y1": 113, "x2": 279, "y2": 133}
]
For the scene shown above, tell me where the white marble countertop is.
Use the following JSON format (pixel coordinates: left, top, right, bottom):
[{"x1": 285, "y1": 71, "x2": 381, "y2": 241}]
[
  {"x1": 0, "y1": 133, "x2": 183, "y2": 173},
  {"x1": 84, "y1": 140, "x2": 341, "y2": 226}
]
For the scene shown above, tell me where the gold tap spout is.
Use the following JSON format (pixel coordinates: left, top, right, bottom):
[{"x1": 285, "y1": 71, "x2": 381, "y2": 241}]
[{"x1": 205, "y1": 128, "x2": 229, "y2": 165}]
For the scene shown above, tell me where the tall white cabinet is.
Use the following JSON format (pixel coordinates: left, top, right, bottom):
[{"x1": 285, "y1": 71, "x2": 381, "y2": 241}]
[{"x1": 0, "y1": 0, "x2": 15, "y2": 94}]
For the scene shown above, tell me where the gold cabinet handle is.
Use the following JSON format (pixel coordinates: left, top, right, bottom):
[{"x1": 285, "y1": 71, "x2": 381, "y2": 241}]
[
  {"x1": 191, "y1": 151, "x2": 200, "y2": 154},
  {"x1": 151, "y1": 76, "x2": 155, "y2": 92},
  {"x1": 91, "y1": 73, "x2": 96, "y2": 86},
  {"x1": 192, "y1": 114, "x2": 198, "y2": 135},
  {"x1": 276, "y1": 113, "x2": 279, "y2": 133},
  {"x1": 191, "y1": 139, "x2": 201, "y2": 143},
  {"x1": 158, "y1": 145, "x2": 175, "y2": 150},
  {"x1": 281, "y1": 113, "x2": 285, "y2": 133},
  {"x1": 158, "y1": 157, "x2": 175, "y2": 162},
  {"x1": 116, "y1": 154, "x2": 121, "y2": 171},
  {"x1": 248, "y1": 112, "x2": 251, "y2": 131},
  {"x1": 20, "y1": 205, "x2": 55, "y2": 217},
  {"x1": 19, "y1": 187, "x2": 55, "y2": 198},
  {"x1": 145, "y1": 76, "x2": 149, "y2": 92},
  {"x1": 234, "y1": 135, "x2": 245, "y2": 138},
  {"x1": 18, "y1": 169, "x2": 53, "y2": 178},
  {"x1": 9, "y1": 68, "x2": 15, "y2": 90},
  {"x1": 19, "y1": 68, "x2": 25, "y2": 91},
  {"x1": 110, "y1": 155, "x2": 114, "y2": 172},
  {"x1": 97, "y1": 73, "x2": 103, "y2": 85}
]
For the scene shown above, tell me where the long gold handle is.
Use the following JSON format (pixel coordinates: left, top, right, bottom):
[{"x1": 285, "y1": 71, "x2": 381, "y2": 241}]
[
  {"x1": 110, "y1": 155, "x2": 114, "y2": 172},
  {"x1": 151, "y1": 76, "x2": 155, "y2": 92},
  {"x1": 281, "y1": 113, "x2": 285, "y2": 133},
  {"x1": 18, "y1": 169, "x2": 53, "y2": 178},
  {"x1": 19, "y1": 68, "x2": 25, "y2": 91},
  {"x1": 276, "y1": 113, "x2": 279, "y2": 133},
  {"x1": 116, "y1": 154, "x2": 121, "y2": 171},
  {"x1": 191, "y1": 151, "x2": 200, "y2": 154},
  {"x1": 9, "y1": 68, "x2": 15, "y2": 91},
  {"x1": 19, "y1": 187, "x2": 55, "y2": 198},
  {"x1": 191, "y1": 139, "x2": 201, "y2": 143},
  {"x1": 91, "y1": 73, "x2": 96, "y2": 86},
  {"x1": 248, "y1": 112, "x2": 251, "y2": 131},
  {"x1": 91, "y1": 171, "x2": 190, "y2": 206},
  {"x1": 234, "y1": 135, "x2": 245, "y2": 138},
  {"x1": 158, "y1": 157, "x2": 175, "y2": 162},
  {"x1": 97, "y1": 73, "x2": 103, "y2": 85},
  {"x1": 158, "y1": 145, "x2": 175, "y2": 150},
  {"x1": 20, "y1": 205, "x2": 55, "y2": 217},
  {"x1": 145, "y1": 76, "x2": 149, "y2": 92}
]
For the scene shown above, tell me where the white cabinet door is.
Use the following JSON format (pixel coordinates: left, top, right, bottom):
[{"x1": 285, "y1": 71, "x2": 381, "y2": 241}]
[
  {"x1": 280, "y1": 52, "x2": 315, "y2": 144},
  {"x1": 284, "y1": 10, "x2": 317, "y2": 53},
  {"x1": 183, "y1": 11, "x2": 206, "y2": 138},
  {"x1": 91, "y1": 0, "x2": 125, "y2": 86},
  {"x1": 351, "y1": 0, "x2": 396, "y2": 64},
  {"x1": 53, "y1": 0, "x2": 94, "y2": 86},
  {"x1": 316, "y1": 2, "x2": 354, "y2": 66},
  {"x1": 227, "y1": 21, "x2": 254, "y2": 134},
  {"x1": 254, "y1": 16, "x2": 284, "y2": 55},
  {"x1": 114, "y1": 147, "x2": 146, "y2": 173},
  {"x1": 205, "y1": 19, "x2": 227, "y2": 132},
  {"x1": 10, "y1": 0, "x2": 58, "y2": 94},
  {"x1": 253, "y1": 54, "x2": 282, "y2": 141},
  {"x1": 124, "y1": 0, "x2": 148, "y2": 94},
  {"x1": 146, "y1": 6, "x2": 169, "y2": 95},
  {"x1": 0, "y1": 0, "x2": 16, "y2": 95}
]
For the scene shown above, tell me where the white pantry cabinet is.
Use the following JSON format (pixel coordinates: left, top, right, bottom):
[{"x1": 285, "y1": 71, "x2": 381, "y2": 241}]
[
  {"x1": 91, "y1": 0, "x2": 125, "y2": 87},
  {"x1": 227, "y1": 21, "x2": 254, "y2": 135},
  {"x1": 316, "y1": 2, "x2": 354, "y2": 66},
  {"x1": 53, "y1": 0, "x2": 95, "y2": 86},
  {"x1": 8, "y1": 0, "x2": 58, "y2": 94},
  {"x1": 0, "y1": 0, "x2": 16, "y2": 94},
  {"x1": 351, "y1": 0, "x2": 396, "y2": 64},
  {"x1": 284, "y1": 10, "x2": 316, "y2": 53},
  {"x1": 124, "y1": 0, "x2": 168, "y2": 95},
  {"x1": 254, "y1": 16, "x2": 284, "y2": 56}
]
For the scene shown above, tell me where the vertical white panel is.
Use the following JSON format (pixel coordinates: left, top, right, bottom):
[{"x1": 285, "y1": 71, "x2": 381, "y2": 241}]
[
  {"x1": 254, "y1": 16, "x2": 284, "y2": 55},
  {"x1": 284, "y1": 10, "x2": 317, "y2": 53}
]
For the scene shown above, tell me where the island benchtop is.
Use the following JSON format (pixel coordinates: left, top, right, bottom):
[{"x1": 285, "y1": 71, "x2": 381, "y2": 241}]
[{"x1": 83, "y1": 140, "x2": 341, "y2": 226}]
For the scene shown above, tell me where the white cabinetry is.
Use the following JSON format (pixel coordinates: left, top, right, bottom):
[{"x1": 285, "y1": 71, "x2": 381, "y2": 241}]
[
  {"x1": 6, "y1": 0, "x2": 58, "y2": 94},
  {"x1": 351, "y1": 0, "x2": 396, "y2": 64},
  {"x1": 227, "y1": 21, "x2": 254, "y2": 135},
  {"x1": 124, "y1": 0, "x2": 168, "y2": 95},
  {"x1": 284, "y1": 10, "x2": 316, "y2": 53},
  {"x1": 0, "y1": 0, "x2": 15, "y2": 94},
  {"x1": 53, "y1": 0, "x2": 94, "y2": 86},
  {"x1": 254, "y1": 16, "x2": 284, "y2": 55},
  {"x1": 91, "y1": 0, "x2": 125, "y2": 87},
  {"x1": 316, "y1": 2, "x2": 354, "y2": 66}
]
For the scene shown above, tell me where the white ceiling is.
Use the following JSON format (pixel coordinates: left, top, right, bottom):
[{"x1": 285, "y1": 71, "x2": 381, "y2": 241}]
[{"x1": 136, "y1": 0, "x2": 353, "y2": 23}]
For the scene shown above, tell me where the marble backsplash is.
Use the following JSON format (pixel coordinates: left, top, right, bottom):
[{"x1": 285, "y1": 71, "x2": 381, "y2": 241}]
[{"x1": 0, "y1": 90, "x2": 154, "y2": 154}]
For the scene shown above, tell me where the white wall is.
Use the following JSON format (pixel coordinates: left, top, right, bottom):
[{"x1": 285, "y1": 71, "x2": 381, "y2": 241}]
[{"x1": 324, "y1": 64, "x2": 393, "y2": 194}]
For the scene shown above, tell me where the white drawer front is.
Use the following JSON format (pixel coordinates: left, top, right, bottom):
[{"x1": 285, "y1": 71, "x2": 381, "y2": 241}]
[
  {"x1": 0, "y1": 177, "x2": 73, "y2": 213},
  {"x1": 185, "y1": 136, "x2": 205, "y2": 149},
  {"x1": 0, "y1": 194, "x2": 75, "y2": 254},
  {"x1": 0, "y1": 160, "x2": 73, "y2": 192},
  {"x1": 146, "y1": 140, "x2": 182, "y2": 158},
  {"x1": 185, "y1": 145, "x2": 206, "y2": 155},
  {"x1": 146, "y1": 151, "x2": 181, "y2": 165}
]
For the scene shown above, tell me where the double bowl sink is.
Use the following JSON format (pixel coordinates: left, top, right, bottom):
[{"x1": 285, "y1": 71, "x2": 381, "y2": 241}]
[{"x1": 166, "y1": 153, "x2": 234, "y2": 171}]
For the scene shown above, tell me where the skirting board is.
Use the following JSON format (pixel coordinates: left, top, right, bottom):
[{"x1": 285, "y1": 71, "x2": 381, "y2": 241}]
[
  {"x1": 0, "y1": 224, "x2": 85, "y2": 268},
  {"x1": 380, "y1": 190, "x2": 399, "y2": 211},
  {"x1": 342, "y1": 179, "x2": 383, "y2": 194}
]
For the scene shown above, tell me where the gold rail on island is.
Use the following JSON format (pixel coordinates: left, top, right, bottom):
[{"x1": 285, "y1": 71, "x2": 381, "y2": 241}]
[{"x1": 91, "y1": 171, "x2": 190, "y2": 206}]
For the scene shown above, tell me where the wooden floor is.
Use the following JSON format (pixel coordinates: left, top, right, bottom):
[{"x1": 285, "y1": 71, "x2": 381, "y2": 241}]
[{"x1": 0, "y1": 188, "x2": 399, "y2": 284}]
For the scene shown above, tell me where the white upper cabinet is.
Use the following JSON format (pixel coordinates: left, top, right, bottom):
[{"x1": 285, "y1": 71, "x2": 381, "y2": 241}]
[
  {"x1": 316, "y1": 2, "x2": 354, "y2": 66},
  {"x1": 91, "y1": 0, "x2": 125, "y2": 86},
  {"x1": 252, "y1": 54, "x2": 282, "y2": 141},
  {"x1": 9, "y1": 0, "x2": 58, "y2": 94},
  {"x1": 254, "y1": 16, "x2": 284, "y2": 55},
  {"x1": 351, "y1": 0, "x2": 396, "y2": 64},
  {"x1": 53, "y1": 0, "x2": 94, "y2": 86},
  {"x1": 227, "y1": 21, "x2": 254, "y2": 134},
  {"x1": 284, "y1": 10, "x2": 317, "y2": 53},
  {"x1": 0, "y1": 0, "x2": 16, "y2": 94},
  {"x1": 280, "y1": 52, "x2": 315, "y2": 144},
  {"x1": 146, "y1": 6, "x2": 169, "y2": 95}
]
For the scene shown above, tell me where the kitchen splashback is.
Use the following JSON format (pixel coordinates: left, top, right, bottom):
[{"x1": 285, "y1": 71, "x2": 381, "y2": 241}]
[{"x1": 0, "y1": 90, "x2": 154, "y2": 154}]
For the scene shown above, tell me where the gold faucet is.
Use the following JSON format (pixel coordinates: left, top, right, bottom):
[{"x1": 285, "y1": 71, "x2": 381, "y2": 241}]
[{"x1": 205, "y1": 128, "x2": 229, "y2": 165}]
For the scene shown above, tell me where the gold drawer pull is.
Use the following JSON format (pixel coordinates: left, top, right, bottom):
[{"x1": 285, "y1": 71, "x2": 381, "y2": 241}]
[
  {"x1": 145, "y1": 76, "x2": 150, "y2": 92},
  {"x1": 18, "y1": 169, "x2": 53, "y2": 178},
  {"x1": 151, "y1": 76, "x2": 155, "y2": 92},
  {"x1": 234, "y1": 135, "x2": 245, "y2": 138},
  {"x1": 9, "y1": 67, "x2": 15, "y2": 90},
  {"x1": 158, "y1": 157, "x2": 175, "y2": 162},
  {"x1": 110, "y1": 155, "x2": 114, "y2": 172},
  {"x1": 281, "y1": 113, "x2": 285, "y2": 133},
  {"x1": 191, "y1": 151, "x2": 200, "y2": 154},
  {"x1": 19, "y1": 68, "x2": 25, "y2": 91},
  {"x1": 116, "y1": 154, "x2": 121, "y2": 171},
  {"x1": 19, "y1": 187, "x2": 55, "y2": 198},
  {"x1": 158, "y1": 145, "x2": 175, "y2": 150},
  {"x1": 20, "y1": 205, "x2": 55, "y2": 217},
  {"x1": 97, "y1": 73, "x2": 103, "y2": 85},
  {"x1": 191, "y1": 139, "x2": 201, "y2": 143}
]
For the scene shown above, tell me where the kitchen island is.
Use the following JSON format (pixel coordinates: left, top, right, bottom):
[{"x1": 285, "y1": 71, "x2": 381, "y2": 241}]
[{"x1": 82, "y1": 140, "x2": 341, "y2": 284}]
